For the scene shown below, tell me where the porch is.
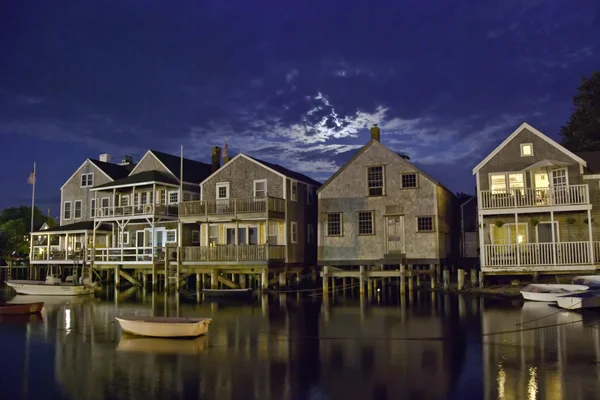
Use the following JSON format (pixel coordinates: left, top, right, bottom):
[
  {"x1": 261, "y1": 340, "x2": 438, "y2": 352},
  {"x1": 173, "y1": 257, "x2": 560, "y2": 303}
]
[
  {"x1": 480, "y1": 184, "x2": 589, "y2": 210},
  {"x1": 180, "y1": 244, "x2": 286, "y2": 263},
  {"x1": 179, "y1": 196, "x2": 285, "y2": 220}
]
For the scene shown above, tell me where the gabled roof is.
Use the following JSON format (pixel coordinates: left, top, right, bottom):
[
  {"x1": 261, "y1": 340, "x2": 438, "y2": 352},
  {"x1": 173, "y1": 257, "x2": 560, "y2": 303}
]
[
  {"x1": 92, "y1": 170, "x2": 179, "y2": 190},
  {"x1": 128, "y1": 149, "x2": 212, "y2": 184},
  {"x1": 60, "y1": 159, "x2": 114, "y2": 190},
  {"x1": 472, "y1": 122, "x2": 588, "y2": 175},
  {"x1": 246, "y1": 155, "x2": 322, "y2": 187},
  {"x1": 317, "y1": 139, "x2": 450, "y2": 194},
  {"x1": 89, "y1": 159, "x2": 132, "y2": 180},
  {"x1": 34, "y1": 221, "x2": 111, "y2": 234}
]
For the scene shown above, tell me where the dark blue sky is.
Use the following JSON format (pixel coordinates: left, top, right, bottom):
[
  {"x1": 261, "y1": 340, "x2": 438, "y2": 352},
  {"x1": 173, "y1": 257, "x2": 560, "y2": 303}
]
[{"x1": 1, "y1": 1, "x2": 599, "y2": 215}]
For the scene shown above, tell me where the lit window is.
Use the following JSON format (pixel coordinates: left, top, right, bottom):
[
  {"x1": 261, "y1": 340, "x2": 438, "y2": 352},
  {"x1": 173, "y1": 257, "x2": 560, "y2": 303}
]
[
  {"x1": 367, "y1": 166, "x2": 384, "y2": 196},
  {"x1": 358, "y1": 211, "x2": 374, "y2": 235},
  {"x1": 521, "y1": 143, "x2": 533, "y2": 157}
]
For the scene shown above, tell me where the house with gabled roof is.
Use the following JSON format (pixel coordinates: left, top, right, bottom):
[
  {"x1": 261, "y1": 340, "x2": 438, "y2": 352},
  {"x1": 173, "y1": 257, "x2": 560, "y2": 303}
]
[
  {"x1": 178, "y1": 149, "x2": 320, "y2": 288},
  {"x1": 317, "y1": 125, "x2": 456, "y2": 271},
  {"x1": 472, "y1": 122, "x2": 600, "y2": 279}
]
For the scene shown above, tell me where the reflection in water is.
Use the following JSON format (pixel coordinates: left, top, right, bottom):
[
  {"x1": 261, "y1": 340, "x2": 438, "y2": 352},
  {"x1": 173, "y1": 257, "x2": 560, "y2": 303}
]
[{"x1": 1, "y1": 288, "x2": 600, "y2": 399}]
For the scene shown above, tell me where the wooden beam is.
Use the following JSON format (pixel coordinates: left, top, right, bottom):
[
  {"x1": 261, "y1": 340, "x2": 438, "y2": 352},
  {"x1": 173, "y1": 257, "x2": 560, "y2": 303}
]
[
  {"x1": 217, "y1": 275, "x2": 240, "y2": 289},
  {"x1": 119, "y1": 269, "x2": 142, "y2": 286}
]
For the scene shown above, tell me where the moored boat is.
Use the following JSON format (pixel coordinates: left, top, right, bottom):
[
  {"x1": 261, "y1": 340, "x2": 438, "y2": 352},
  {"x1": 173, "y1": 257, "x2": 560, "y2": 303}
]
[
  {"x1": 520, "y1": 284, "x2": 589, "y2": 302},
  {"x1": 572, "y1": 275, "x2": 600, "y2": 288},
  {"x1": 0, "y1": 302, "x2": 44, "y2": 315},
  {"x1": 556, "y1": 290, "x2": 600, "y2": 310},
  {"x1": 202, "y1": 288, "x2": 253, "y2": 298},
  {"x1": 5, "y1": 274, "x2": 96, "y2": 296},
  {"x1": 117, "y1": 334, "x2": 209, "y2": 354},
  {"x1": 115, "y1": 316, "x2": 212, "y2": 338}
]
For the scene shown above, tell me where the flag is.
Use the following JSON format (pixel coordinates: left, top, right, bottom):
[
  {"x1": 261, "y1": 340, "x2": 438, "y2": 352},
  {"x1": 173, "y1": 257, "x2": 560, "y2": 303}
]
[{"x1": 27, "y1": 170, "x2": 36, "y2": 184}]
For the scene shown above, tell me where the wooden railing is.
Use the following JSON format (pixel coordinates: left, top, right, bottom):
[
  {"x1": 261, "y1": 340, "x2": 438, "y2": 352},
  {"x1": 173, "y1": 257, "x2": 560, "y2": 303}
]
[
  {"x1": 92, "y1": 247, "x2": 166, "y2": 262},
  {"x1": 179, "y1": 196, "x2": 285, "y2": 218},
  {"x1": 480, "y1": 185, "x2": 589, "y2": 209},
  {"x1": 31, "y1": 248, "x2": 87, "y2": 261},
  {"x1": 483, "y1": 242, "x2": 595, "y2": 267},
  {"x1": 95, "y1": 204, "x2": 178, "y2": 218},
  {"x1": 182, "y1": 245, "x2": 286, "y2": 262}
]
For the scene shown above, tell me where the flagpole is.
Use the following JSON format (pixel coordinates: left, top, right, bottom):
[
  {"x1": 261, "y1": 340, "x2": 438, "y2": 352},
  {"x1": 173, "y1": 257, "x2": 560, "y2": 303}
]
[{"x1": 30, "y1": 162, "x2": 36, "y2": 233}]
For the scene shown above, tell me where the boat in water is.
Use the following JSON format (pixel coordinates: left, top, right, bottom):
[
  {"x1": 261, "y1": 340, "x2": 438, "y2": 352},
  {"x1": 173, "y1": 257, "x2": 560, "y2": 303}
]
[
  {"x1": 571, "y1": 275, "x2": 600, "y2": 288},
  {"x1": 5, "y1": 274, "x2": 96, "y2": 296},
  {"x1": 202, "y1": 288, "x2": 253, "y2": 298},
  {"x1": 556, "y1": 290, "x2": 600, "y2": 310},
  {"x1": 0, "y1": 302, "x2": 44, "y2": 315},
  {"x1": 115, "y1": 316, "x2": 212, "y2": 338},
  {"x1": 520, "y1": 284, "x2": 589, "y2": 302},
  {"x1": 117, "y1": 334, "x2": 209, "y2": 354}
]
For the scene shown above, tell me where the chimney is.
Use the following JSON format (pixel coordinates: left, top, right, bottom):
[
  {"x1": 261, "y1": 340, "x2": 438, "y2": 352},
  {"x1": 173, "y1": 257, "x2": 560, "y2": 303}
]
[
  {"x1": 223, "y1": 136, "x2": 230, "y2": 164},
  {"x1": 99, "y1": 153, "x2": 111, "y2": 163},
  {"x1": 370, "y1": 124, "x2": 381, "y2": 142},
  {"x1": 212, "y1": 146, "x2": 221, "y2": 172}
]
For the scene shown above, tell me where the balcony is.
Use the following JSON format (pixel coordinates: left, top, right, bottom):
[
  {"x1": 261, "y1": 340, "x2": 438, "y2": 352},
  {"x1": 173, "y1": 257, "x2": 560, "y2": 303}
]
[
  {"x1": 480, "y1": 185, "x2": 589, "y2": 210},
  {"x1": 92, "y1": 247, "x2": 168, "y2": 263},
  {"x1": 179, "y1": 196, "x2": 285, "y2": 219},
  {"x1": 95, "y1": 204, "x2": 178, "y2": 219},
  {"x1": 31, "y1": 248, "x2": 88, "y2": 263},
  {"x1": 181, "y1": 245, "x2": 286, "y2": 262},
  {"x1": 483, "y1": 242, "x2": 599, "y2": 270}
]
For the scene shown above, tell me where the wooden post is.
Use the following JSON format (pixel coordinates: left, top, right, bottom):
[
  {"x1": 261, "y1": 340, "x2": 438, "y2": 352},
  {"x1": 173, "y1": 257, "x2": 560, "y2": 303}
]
[
  {"x1": 279, "y1": 270, "x2": 287, "y2": 289},
  {"x1": 479, "y1": 271, "x2": 485, "y2": 288},
  {"x1": 399, "y1": 265, "x2": 406, "y2": 295},
  {"x1": 443, "y1": 268, "x2": 449, "y2": 290},
  {"x1": 470, "y1": 269, "x2": 477, "y2": 288},
  {"x1": 114, "y1": 266, "x2": 120, "y2": 287},
  {"x1": 142, "y1": 272, "x2": 147, "y2": 288},
  {"x1": 211, "y1": 269, "x2": 218, "y2": 289},
  {"x1": 416, "y1": 266, "x2": 421, "y2": 288},
  {"x1": 196, "y1": 272, "x2": 201, "y2": 291},
  {"x1": 457, "y1": 269, "x2": 465, "y2": 290},
  {"x1": 407, "y1": 265, "x2": 414, "y2": 292},
  {"x1": 359, "y1": 265, "x2": 365, "y2": 296},
  {"x1": 322, "y1": 266, "x2": 329, "y2": 296},
  {"x1": 239, "y1": 274, "x2": 247, "y2": 289},
  {"x1": 261, "y1": 269, "x2": 268, "y2": 290}
]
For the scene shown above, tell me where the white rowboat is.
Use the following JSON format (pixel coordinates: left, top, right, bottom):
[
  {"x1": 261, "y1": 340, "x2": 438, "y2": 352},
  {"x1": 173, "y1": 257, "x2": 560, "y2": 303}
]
[
  {"x1": 520, "y1": 284, "x2": 589, "y2": 302},
  {"x1": 556, "y1": 290, "x2": 600, "y2": 310},
  {"x1": 115, "y1": 316, "x2": 212, "y2": 338},
  {"x1": 5, "y1": 278, "x2": 95, "y2": 296}
]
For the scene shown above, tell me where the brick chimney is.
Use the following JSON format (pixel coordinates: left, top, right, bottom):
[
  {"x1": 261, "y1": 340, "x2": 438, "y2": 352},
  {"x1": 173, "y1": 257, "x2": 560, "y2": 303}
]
[
  {"x1": 370, "y1": 124, "x2": 381, "y2": 142},
  {"x1": 212, "y1": 146, "x2": 221, "y2": 172}
]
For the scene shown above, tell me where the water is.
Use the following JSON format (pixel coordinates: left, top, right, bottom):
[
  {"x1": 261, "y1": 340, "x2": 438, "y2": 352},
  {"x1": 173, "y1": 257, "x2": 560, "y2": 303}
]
[{"x1": 1, "y1": 287, "x2": 600, "y2": 400}]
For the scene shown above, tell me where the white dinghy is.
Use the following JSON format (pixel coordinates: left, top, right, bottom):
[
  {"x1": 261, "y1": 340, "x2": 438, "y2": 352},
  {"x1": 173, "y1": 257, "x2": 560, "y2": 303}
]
[
  {"x1": 5, "y1": 274, "x2": 96, "y2": 296},
  {"x1": 556, "y1": 290, "x2": 600, "y2": 310},
  {"x1": 115, "y1": 316, "x2": 212, "y2": 338},
  {"x1": 520, "y1": 284, "x2": 589, "y2": 302},
  {"x1": 572, "y1": 276, "x2": 600, "y2": 288}
]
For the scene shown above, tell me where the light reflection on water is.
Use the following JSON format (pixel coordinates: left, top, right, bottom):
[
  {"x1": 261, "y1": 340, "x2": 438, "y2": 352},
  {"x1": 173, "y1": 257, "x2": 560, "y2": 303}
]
[{"x1": 0, "y1": 287, "x2": 599, "y2": 400}]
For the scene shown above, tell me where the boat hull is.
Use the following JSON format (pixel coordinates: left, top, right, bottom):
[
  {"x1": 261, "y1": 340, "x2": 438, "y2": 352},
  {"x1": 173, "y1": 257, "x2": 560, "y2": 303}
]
[
  {"x1": 5, "y1": 280, "x2": 95, "y2": 296},
  {"x1": 557, "y1": 291, "x2": 600, "y2": 310},
  {"x1": 520, "y1": 284, "x2": 589, "y2": 302},
  {"x1": 115, "y1": 316, "x2": 212, "y2": 338},
  {"x1": 0, "y1": 302, "x2": 44, "y2": 315},
  {"x1": 202, "y1": 288, "x2": 253, "y2": 298}
]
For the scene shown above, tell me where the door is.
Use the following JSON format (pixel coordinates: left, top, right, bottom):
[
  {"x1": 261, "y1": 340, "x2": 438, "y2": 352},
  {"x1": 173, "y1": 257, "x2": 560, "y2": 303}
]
[
  {"x1": 386, "y1": 216, "x2": 405, "y2": 253},
  {"x1": 538, "y1": 223, "x2": 558, "y2": 243},
  {"x1": 226, "y1": 228, "x2": 236, "y2": 245}
]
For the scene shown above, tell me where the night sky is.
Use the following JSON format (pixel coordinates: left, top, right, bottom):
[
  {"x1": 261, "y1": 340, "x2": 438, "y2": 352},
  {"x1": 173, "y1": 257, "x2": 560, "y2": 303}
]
[{"x1": 1, "y1": 1, "x2": 598, "y2": 215}]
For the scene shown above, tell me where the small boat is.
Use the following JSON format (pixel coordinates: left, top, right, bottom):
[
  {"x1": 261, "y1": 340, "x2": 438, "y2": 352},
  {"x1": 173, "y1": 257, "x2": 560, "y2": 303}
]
[
  {"x1": 5, "y1": 274, "x2": 96, "y2": 296},
  {"x1": 202, "y1": 288, "x2": 253, "y2": 298},
  {"x1": 115, "y1": 316, "x2": 212, "y2": 338},
  {"x1": 520, "y1": 284, "x2": 589, "y2": 302},
  {"x1": 0, "y1": 302, "x2": 44, "y2": 315},
  {"x1": 556, "y1": 290, "x2": 600, "y2": 310},
  {"x1": 572, "y1": 275, "x2": 600, "y2": 288}
]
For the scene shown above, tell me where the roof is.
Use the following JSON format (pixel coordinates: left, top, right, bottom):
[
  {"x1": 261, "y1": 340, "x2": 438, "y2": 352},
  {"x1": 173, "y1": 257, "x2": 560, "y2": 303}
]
[
  {"x1": 35, "y1": 221, "x2": 111, "y2": 233},
  {"x1": 246, "y1": 155, "x2": 322, "y2": 187},
  {"x1": 317, "y1": 139, "x2": 452, "y2": 194},
  {"x1": 472, "y1": 122, "x2": 588, "y2": 174},
  {"x1": 89, "y1": 159, "x2": 132, "y2": 180},
  {"x1": 92, "y1": 170, "x2": 179, "y2": 190},
  {"x1": 149, "y1": 150, "x2": 213, "y2": 184},
  {"x1": 576, "y1": 151, "x2": 600, "y2": 173}
]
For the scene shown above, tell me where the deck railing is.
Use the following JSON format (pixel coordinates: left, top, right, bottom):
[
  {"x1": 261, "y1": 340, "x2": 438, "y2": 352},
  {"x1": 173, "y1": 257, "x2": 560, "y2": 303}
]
[
  {"x1": 179, "y1": 196, "x2": 285, "y2": 218},
  {"x1": 95, "y1": 204, "x2": 178, "y2": 218},
  {"x1": 480, "y1": 185, "x2": 589, "y2": 210},
  {"x1": 92, "y1": 247, "x2": 166, "y2": 263},
  {"x1": 31, "y1": 248, "x2": 88, "y2": 261},
  {"x1": 483, "y1": 241, "x2": 595, "y2": 267},
  {"x1": 181, "y1": 245, "x2": 286, "y2": 262}
]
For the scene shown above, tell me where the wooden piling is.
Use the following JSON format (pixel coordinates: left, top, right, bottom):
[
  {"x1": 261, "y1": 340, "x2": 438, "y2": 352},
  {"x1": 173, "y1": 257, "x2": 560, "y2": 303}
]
[
  {"x1": 470, "y1": 269, "x2": 478, "y2": 288},
  {"x1": 359, "y1": 265, "x2": 365, "y2": 296},
  {"x1": 322, "y1": 266, "x2": 329, "y2": 296},
  {"x1": 443, "y1": 268, "x2": 449, "y2": 290},
  {"x1": 407, "y1": 265, "x2": 414, "y2": 292},
  {"x1": 479, "y1": 271, "x2": 485, "y2": 288},
  {"x1": 400, "y1": 265, "x2": 406, "y2": 295},
  {"x1": 457, "y1": 269, "x2": 465, "y2": 290}
]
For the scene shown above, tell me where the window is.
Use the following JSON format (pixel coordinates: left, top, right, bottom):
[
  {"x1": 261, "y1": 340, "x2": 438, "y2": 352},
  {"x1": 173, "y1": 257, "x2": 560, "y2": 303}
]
[
  {"x1": 417, "y1": 216, "x2": 434, "y2": 232},
  {"x1": 307, "y1": 185, "x2": 314, "y2": 204},
  {"x1": 166, "y1": 230, "x2": 177, "y2": 243},
  {"x1": 291, "y1": 181, "x2": 298, "y2": 201},
  {"x1": 63, "y1": 202, "x2": 72, "y2": 220},
  {"x1": 101, "y1": 197, "x2": 110, "y2": 209},
  {"x1": 90, "y1": 199, "x2": 96, "y2": 218},
  {"x1": 121, "y1": 195, "x2": 129, "y2": 207},
  {"x1": 216, "y1": 182, "x2": 230, "y2": 199},
  {"x1": 308, "y1": 224, "x2": 314, "y2": 244},
  {"x1": 141, "y1": 192, "x2": 148, "y2": 205},
  {"x1": 237, "y1": 228, "x2": 247, "y2": 244},
  {"x1": 249, "y1": 226, "x2": 259, "y2": 245},
  {"x1": 291, "y1": 221, "x2": 298, "y2": 243},
  {"x1": 489, "y1": 173, "x2": 525, "y2": 193},
  {"x1": 520, "y1": 143, "x2": 533, "y2": 157},
  {"x1": 401, "y1": 173, "x2": 417, "y2": 188},
  {"x1": 254, "y1": 179, "x2": 267, "y2": 197},
  {"x1": 160, "y1": 190, "x2": 167, "y2": 205},
  {"x1": 168, "y1": 191, "x2": 179, "y2": 204},
  {"x1": 367, "y1": 166, "x2": 384, "y2": 196},
  {"x1": 119, "y1": 232, "x2": 130, "y2": 247},
  {"x1": 208, "y1": 225, "x2": 219, "y2": 245},
  {"x1": 191, "y1": 230, "x2": 200, "y2": 245},
  {"x1": 268, "y1": 223, "x2": 278, "y2": 245},
  {"x1": 81, "y1": 173, "x2": 93, "y2": 187},
  {"x1": 327, "y1": 213, "x2": 342, "y2": 236},
  {"x1": 74, "y1": 200, "x2": 82, "y2": 219},
  {"x1": 358, "y1": 211, "x2": 374, "y2": 235},
  {"x1": 552, "y1": 169, "x2": 568, "y2": 186},
  {"x1": 492, "y1": 223, "x2": 528, "y2": 244}
]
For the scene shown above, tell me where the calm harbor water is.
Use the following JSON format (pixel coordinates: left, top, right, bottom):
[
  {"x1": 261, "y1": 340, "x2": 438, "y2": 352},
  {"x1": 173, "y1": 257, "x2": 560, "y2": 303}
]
[{"x1": 1, "y1": 286, "x2": 600, "y2": 400}]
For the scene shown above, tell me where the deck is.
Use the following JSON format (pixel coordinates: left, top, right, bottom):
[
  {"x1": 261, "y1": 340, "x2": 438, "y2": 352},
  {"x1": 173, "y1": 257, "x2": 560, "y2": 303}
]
[
  {"x1": 179, "y1": 197, "x2": 285, "y2": 221},
  {"x1": 480, "y1": 185, "x2": 589, "y2": 213}
]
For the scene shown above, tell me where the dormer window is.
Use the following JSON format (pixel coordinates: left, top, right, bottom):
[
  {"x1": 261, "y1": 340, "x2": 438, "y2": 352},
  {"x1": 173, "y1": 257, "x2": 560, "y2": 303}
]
[{"x1": 520, "y1": 143, "x2": 533, "y2": 157}]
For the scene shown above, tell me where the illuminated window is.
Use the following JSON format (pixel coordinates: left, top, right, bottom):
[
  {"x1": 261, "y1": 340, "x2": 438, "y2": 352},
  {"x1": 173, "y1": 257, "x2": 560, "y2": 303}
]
[{"x1": 520, "y1": 143, "x2": 533, "y2": 157}]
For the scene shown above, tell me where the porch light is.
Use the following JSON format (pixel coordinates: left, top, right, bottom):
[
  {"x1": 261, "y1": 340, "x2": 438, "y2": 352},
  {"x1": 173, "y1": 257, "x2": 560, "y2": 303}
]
[
  {"x1": 517, "y1": 235, "x2": 524, "y2": 243},
  {"x1": 68, "y1": 246, "x2": 72, "y2": 252}
]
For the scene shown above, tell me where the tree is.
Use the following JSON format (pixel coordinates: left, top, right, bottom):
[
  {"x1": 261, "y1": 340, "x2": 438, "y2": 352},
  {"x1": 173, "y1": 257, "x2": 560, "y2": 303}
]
[
  {"x1": 0, "y1": 206, "x2": 56, "y2": 257},
  {"x1": 560, "y1": 71, "x2": 600, "y2": 151}
]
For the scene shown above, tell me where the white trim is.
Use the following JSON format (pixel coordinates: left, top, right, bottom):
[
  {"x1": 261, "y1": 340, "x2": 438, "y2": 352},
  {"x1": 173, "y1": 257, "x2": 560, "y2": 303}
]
[
  {"x1": 472, "y1": 122, "x2": 587, "y2": 174},
  {"x1": 168, "y1": 190, "x2": 179, "y2": 204},
  {"x1": 282, "y1": 176, "x2": 287, "y2": 200},
  {"x1": 535, "y1": 221, "x2": 560, "y2": 243},
  {"x1": 63, "y1": 201, "x2": 72, "y2": 220},
  {"x1": 60, "y1": 159, "x2": 112, "y2": 190},
  {"x1": 253, "y1": 179, "x2": 267, "y2": 197},
  {"x1": 520, "y1": 143, "x2": 534, "y2": 157},
  {"x1": 90, "y1": 181, "x2": 179, "y2": 191},
  {"x1": 583, "y1": 174, "x2": 600, "y2": 180},
  {"x1": 290, "y1": 221, "x2": 298, "y2": 243},
  {"x1": 480, "y1": 204, "x2": 592, "y2": 215},
  {"x1": 127, "y1": 150, "x2": 179, "y2": 180},
  {"x1": 73, "y1": 200, "x2": 83, "y2": 219},
  {"x1": 120, "y1": 194, "x2": 130, "y2": 207},
  {"x1": 216, "y1": 182, "x2": 230, "y2": 199},
  {"x1": 90, "y1": 198, "x2": 96, "y2": 218},
  {"x1": 291, "y1": 180, "x2": 298, "y2": 202}
]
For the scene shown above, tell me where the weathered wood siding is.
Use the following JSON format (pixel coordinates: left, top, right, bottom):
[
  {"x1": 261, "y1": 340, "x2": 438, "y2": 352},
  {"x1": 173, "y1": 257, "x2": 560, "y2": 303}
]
[
  {"x1": 318, "y1": 141, "x2": 445, "y2": 264},
  {"x1": 60, "y1": 160, "x2": 113, "y2": 225},
  {"x1": 130, "y1": 152, "x2": 173, "y2": 176}
]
